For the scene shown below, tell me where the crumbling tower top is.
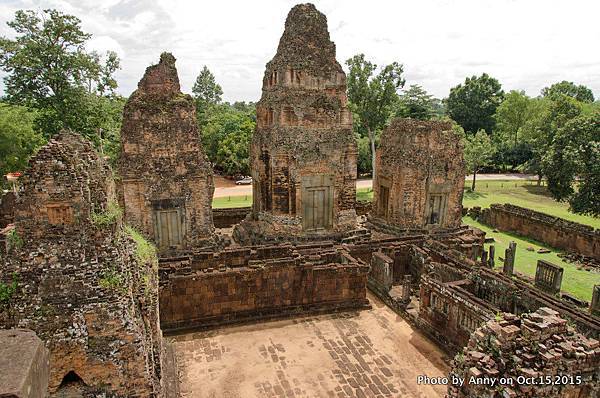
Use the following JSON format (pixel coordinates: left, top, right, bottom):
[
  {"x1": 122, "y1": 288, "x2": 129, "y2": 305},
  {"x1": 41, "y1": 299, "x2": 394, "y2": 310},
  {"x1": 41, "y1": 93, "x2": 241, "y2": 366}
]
[
  {"x1": 136, "y1": 52, "x2": 180, "y2": 96},
  {"x1": 269, "y1": 3, "x2": 340, "y2": 76}
]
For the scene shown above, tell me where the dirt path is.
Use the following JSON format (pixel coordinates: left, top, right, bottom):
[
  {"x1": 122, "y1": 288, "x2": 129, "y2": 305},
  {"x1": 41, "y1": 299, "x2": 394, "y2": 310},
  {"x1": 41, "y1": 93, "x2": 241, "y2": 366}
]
[{"x1": 171, "y1": 292, "x2": 450, "y2": 398}]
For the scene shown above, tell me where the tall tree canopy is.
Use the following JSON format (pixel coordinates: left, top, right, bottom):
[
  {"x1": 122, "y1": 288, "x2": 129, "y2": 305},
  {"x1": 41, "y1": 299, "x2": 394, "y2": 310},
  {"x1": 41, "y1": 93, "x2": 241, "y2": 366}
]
[
  {"x1": 193, "y1": 66, "x2": 223, "y2": 127},
  {"x1": 0, "y1": 9, "x2": 121, "y2": 140},
  {"x1": 0, "y1": 103, "x2": 45, "y2": 179},
  {"x1": 464, "y1": 129, "x2": 495, "y2": 191},
  {"x1": 394, "y1": 84, "x2": 436, "y2": 120},
  {"x1": 543, "y1": 112, "x2": 599, "y2": 216},
  {"x1": 542, "y1": 81, "x2": 595, "y2": 103},
  {"x1": 346, "y1": 54, "x2": 405, "y2": 179},
  {"x1": 201, "y1": 103, "x2": 255, "y2": 176},
  {"x1": 446, "y1": 73, "x2": 504, "y2": 134}
]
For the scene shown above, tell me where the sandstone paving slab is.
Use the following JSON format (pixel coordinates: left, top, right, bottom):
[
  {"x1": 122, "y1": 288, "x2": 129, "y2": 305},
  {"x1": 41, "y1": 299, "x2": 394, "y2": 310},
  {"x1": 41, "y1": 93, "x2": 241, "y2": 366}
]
[{"x1": 171, "y1": 292, "x2": 449, "y2": 398}]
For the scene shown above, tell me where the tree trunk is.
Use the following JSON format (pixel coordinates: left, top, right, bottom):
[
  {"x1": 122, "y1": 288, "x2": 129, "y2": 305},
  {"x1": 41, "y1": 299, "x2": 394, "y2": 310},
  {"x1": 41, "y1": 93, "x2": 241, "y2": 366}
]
[
  {"x1": 472, "y1": 168, "x2": 477, "y2": 191},
  {"x1": 369, "y1": 128, "x2": 376, "y2": 181},
  {"x1": 537, "y1": 174, "x2": 542, "y2": 186}
]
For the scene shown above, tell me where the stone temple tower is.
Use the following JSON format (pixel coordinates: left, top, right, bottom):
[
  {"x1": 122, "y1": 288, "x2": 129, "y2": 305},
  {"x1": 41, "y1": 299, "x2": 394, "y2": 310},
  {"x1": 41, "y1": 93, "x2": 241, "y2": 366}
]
[
  {"x1": 235, "y1": 3, "x2": 358, "y2": 244},
  {"x1": 119, "y1": 53, "x2": 216, "y2": 254}
]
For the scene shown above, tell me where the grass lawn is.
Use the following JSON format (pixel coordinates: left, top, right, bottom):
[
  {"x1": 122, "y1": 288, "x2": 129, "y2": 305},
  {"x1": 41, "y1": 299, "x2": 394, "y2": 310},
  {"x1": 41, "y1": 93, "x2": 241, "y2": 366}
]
[
  {"x1": 463, "y1": 216, "x2": 599, "y2": 302},
  {"x1": 463, "y1": 180, "x2": 599, "y2": 229},
  {"x1": 213, "y1": 195, "x2": 252, "y2": 208}
]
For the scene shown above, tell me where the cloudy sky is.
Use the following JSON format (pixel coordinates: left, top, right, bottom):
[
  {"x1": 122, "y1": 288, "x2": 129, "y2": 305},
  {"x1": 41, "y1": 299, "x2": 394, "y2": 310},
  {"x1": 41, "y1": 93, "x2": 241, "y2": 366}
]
[{"x1": 1, "y1": 0, "x2": 599, "y2": 102}]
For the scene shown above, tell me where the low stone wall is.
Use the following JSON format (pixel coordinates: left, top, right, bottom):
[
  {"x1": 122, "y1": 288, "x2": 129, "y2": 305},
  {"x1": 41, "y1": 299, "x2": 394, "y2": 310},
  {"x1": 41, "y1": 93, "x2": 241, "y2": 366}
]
[
  {"x1": 159, "y1": 244, "x2": 370, "y2": 331},
  {"x1": 0, "y1": 329, "x2": 49, "y2": 398},
  {"x1": 480, "y1": 204, "x2": 599, "y2": 259},
  {"x1": 213, "y1": 206, "x2": 251, "y2": 228}
]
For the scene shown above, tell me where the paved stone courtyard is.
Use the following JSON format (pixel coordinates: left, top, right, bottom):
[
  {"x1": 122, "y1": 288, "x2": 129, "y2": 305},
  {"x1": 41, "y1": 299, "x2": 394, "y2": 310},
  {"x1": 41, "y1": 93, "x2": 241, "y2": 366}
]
[{"x1": 171, "y1": 293, "x2": 449, "y2": 398}]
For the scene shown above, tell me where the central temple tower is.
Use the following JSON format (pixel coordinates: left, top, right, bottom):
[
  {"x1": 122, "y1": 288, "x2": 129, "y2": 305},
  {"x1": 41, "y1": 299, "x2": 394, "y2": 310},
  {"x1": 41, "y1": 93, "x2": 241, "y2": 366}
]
[{"x1": 235, "y1": 3, "x2": 357, "y2": 244}]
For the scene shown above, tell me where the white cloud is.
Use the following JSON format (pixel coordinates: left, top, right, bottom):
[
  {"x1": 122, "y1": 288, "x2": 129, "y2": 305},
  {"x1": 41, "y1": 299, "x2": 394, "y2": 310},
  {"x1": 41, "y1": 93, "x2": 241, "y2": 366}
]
[{"x1": 1, "y1": 0, "x2": 599, "y2": 102}]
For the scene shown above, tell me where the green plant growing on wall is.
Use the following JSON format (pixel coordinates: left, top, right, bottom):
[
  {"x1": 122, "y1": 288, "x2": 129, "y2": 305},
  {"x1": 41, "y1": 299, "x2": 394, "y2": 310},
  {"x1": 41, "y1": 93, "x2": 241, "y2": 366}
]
[
  {"x1": 125, "y1": 225, "x2": 157, "y2": 270},
  {"x1": 98, "y1": 267, "x2": 124, "y2": 292},
  {"x1": 91, "y1": 201, "x2": 122, "y2": 227},
  {"x1": 0, "y1": 272, "x2": 19, "y2": 325},
  {"x1": 6, "y1": 228, "x2": 23, "y2": 251}
]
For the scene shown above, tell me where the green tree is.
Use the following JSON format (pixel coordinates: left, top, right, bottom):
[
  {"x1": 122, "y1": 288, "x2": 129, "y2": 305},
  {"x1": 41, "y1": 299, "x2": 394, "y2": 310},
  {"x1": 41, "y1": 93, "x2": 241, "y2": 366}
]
[
  {"x1": 521, "y1": 95, "x2": 582, "y2": 184},
  {"x1": 192, "y1": 66, "x2": 223, "y2": 128},
  {"x1": 542, "y1": 81, "x2": 594, "y2": 103},
  {"x1": 0, "y1": 9, "x2": 121, "y2": 139},
  {"x1": 446, "y1": 73, "x2": 504, "y2": 134},
  {"x1": 544, "y1": 112, "x2": 599, "y2": 215},
  {"x1": 0, "y1": 103, "x2": 45, "y2": 181},
  {"x1": 346, "y1": 54, "x2": 405, "y2": 179},
  {"x1": 202, "y1": 105, "x2": 255, "y2": 176},
  {"x1": 464, "y1": 129, "x2": 495, "y2": 191},
  {"x1": 394, "y1": 84, "x2": 435, "y2": 120},
  {"x1": 495, "y1": 90, "x2": 531, "y2": 147}
]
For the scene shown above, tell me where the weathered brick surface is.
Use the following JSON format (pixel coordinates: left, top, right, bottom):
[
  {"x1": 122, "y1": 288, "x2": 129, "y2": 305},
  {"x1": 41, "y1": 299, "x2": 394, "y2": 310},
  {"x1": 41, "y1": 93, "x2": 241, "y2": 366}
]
[
  {"x1": 1, "y1": 134, "x2": 162, "y2": 396},
  {"x1": 235, "y1": 3, "x2": 357, "y2": 243},
  {"x1": 0, "y1": 329, "x2": 49, "y2": 398},
  {"x1": 447, "y1": 308, "x2": 600, "y2": 398},
  {"x1": 480, "y1": 203, "x2": 599, "y2": 260},
  {"x1": 0, "y1": 191, "x2": 15, "y2": 228},
  {"x1": 373, "y1": 118, "x2": 465, "y2": 230},
  {"x1": 159, "y1": 244, "x2": 369, "y2": 331},
  {"x1": 119, "y1": 52, "x2": 216, "y2": 254}
]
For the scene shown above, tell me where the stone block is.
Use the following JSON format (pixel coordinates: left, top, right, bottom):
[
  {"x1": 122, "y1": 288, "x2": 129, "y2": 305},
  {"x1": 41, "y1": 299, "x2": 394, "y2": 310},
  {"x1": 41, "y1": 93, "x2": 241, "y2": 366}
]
[{"x1": 0, "y1": 329, "x2": 49, "y2": 398}]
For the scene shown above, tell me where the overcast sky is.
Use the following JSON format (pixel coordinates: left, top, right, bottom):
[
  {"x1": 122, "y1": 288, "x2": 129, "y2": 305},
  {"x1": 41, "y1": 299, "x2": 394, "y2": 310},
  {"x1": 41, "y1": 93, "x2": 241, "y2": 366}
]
[{"x1": 1, "y1": 0, "x2": 599, "y2": 102}]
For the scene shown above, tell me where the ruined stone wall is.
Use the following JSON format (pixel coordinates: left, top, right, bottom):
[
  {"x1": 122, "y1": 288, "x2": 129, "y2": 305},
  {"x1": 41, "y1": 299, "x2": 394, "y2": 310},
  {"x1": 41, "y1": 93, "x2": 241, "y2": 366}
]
[
  {"x1": 0, "y1": 191, "x2": 15, "y2": 228},
  {"x1": 119, "y1": 52, "x2": 215, "y2": 254},
  {"x1": 369, "y1": 251, "x2": 394, "y2": 293},
  {"x1": 159, "y1": 244, "x2": 369, "y2": 331},
  {"x1": 447, "y1": 308, "x2": 600, "y2": 398},
  {"x1": 238, "y1": 3, "x2": 357, "y2": 242},
  {"x1": 418, "y1": 268, "x2": 495, "y2": 353},
  {"x1": 212, "y1": 206, "x2": 251, "y2": 228},
  {"x1": 1, "y1": 134, "x2": 162, "y2": 396},
  {"x1": 480, "y1": 203, "x2": 599, "y2": 260},
  {"x1": 373, "y1": 118, "x2": 465, "y2": 230}
]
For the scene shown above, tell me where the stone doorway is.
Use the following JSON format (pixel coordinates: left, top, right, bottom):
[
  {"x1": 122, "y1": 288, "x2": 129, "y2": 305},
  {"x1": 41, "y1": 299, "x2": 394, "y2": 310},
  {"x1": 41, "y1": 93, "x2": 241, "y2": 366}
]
[
  {"x1": 302, "y1": 175, "x2": 333, "y2": 231},
  {"x1": 154, "y1": 208, "x2": 183, "y2": 249},
  {"x1": 426, "y1": 193, "x2": 447, "y2": 225}
]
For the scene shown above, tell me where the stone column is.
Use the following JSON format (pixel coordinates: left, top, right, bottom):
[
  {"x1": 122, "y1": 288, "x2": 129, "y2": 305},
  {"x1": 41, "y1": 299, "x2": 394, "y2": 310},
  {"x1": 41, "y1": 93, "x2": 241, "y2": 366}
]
[
  {"x1": 402, "y1": 275, "x2": 412, "y2": 303},
  {"x1": 503, "y1": 241, "x2": 517, "y2": 276},
  {"x1": 590, "y1": 285, "x2": 600, "y2": 316},
  {"x1": 488, "y1": 245, "x2": 495, "y2": 268}
]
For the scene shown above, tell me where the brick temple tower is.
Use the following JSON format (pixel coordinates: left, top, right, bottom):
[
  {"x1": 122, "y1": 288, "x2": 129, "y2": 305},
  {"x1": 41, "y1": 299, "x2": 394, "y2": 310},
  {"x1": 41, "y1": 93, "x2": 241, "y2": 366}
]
[
  {"x1": 235, "y1": 3, "x2": 358, "y2": 244},
  {"x1": 119, "y1": 53, "x2": 217, "y2": 253},
  {"x1": 371, "y1": 119, "x2": 465, "y2": 231},
  {"x1": 3, "y1": 133, "x2": 162, "y2": 396}
]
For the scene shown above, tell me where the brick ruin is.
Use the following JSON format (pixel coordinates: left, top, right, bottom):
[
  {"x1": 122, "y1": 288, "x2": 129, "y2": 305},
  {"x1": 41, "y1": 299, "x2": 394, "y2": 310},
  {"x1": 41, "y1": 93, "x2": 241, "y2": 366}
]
[
  {"x1": 0, "y1": 3, "x2": 598, "y2": 397},
  {"x1": 447, "y1": 308, "x2": 599, "y2": 397},
  {"x1": 480, "y1": 203, "x2": 599, "y2": 260},
  {"x1": 159, "y1": 242, "x2": 369, "y2": 332},
  {"x1": 0, "y1": 133, "x2": 162, "y2": 396},
  {"x1": 234, "y1": 3, "x2": 358, "y2": 244},
  {"x1": 370, "y1": 119, "x2": 465, "y2": 233},
  {"x1": 119, "y1": 52, "x2": 217, "y2": 255}
]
